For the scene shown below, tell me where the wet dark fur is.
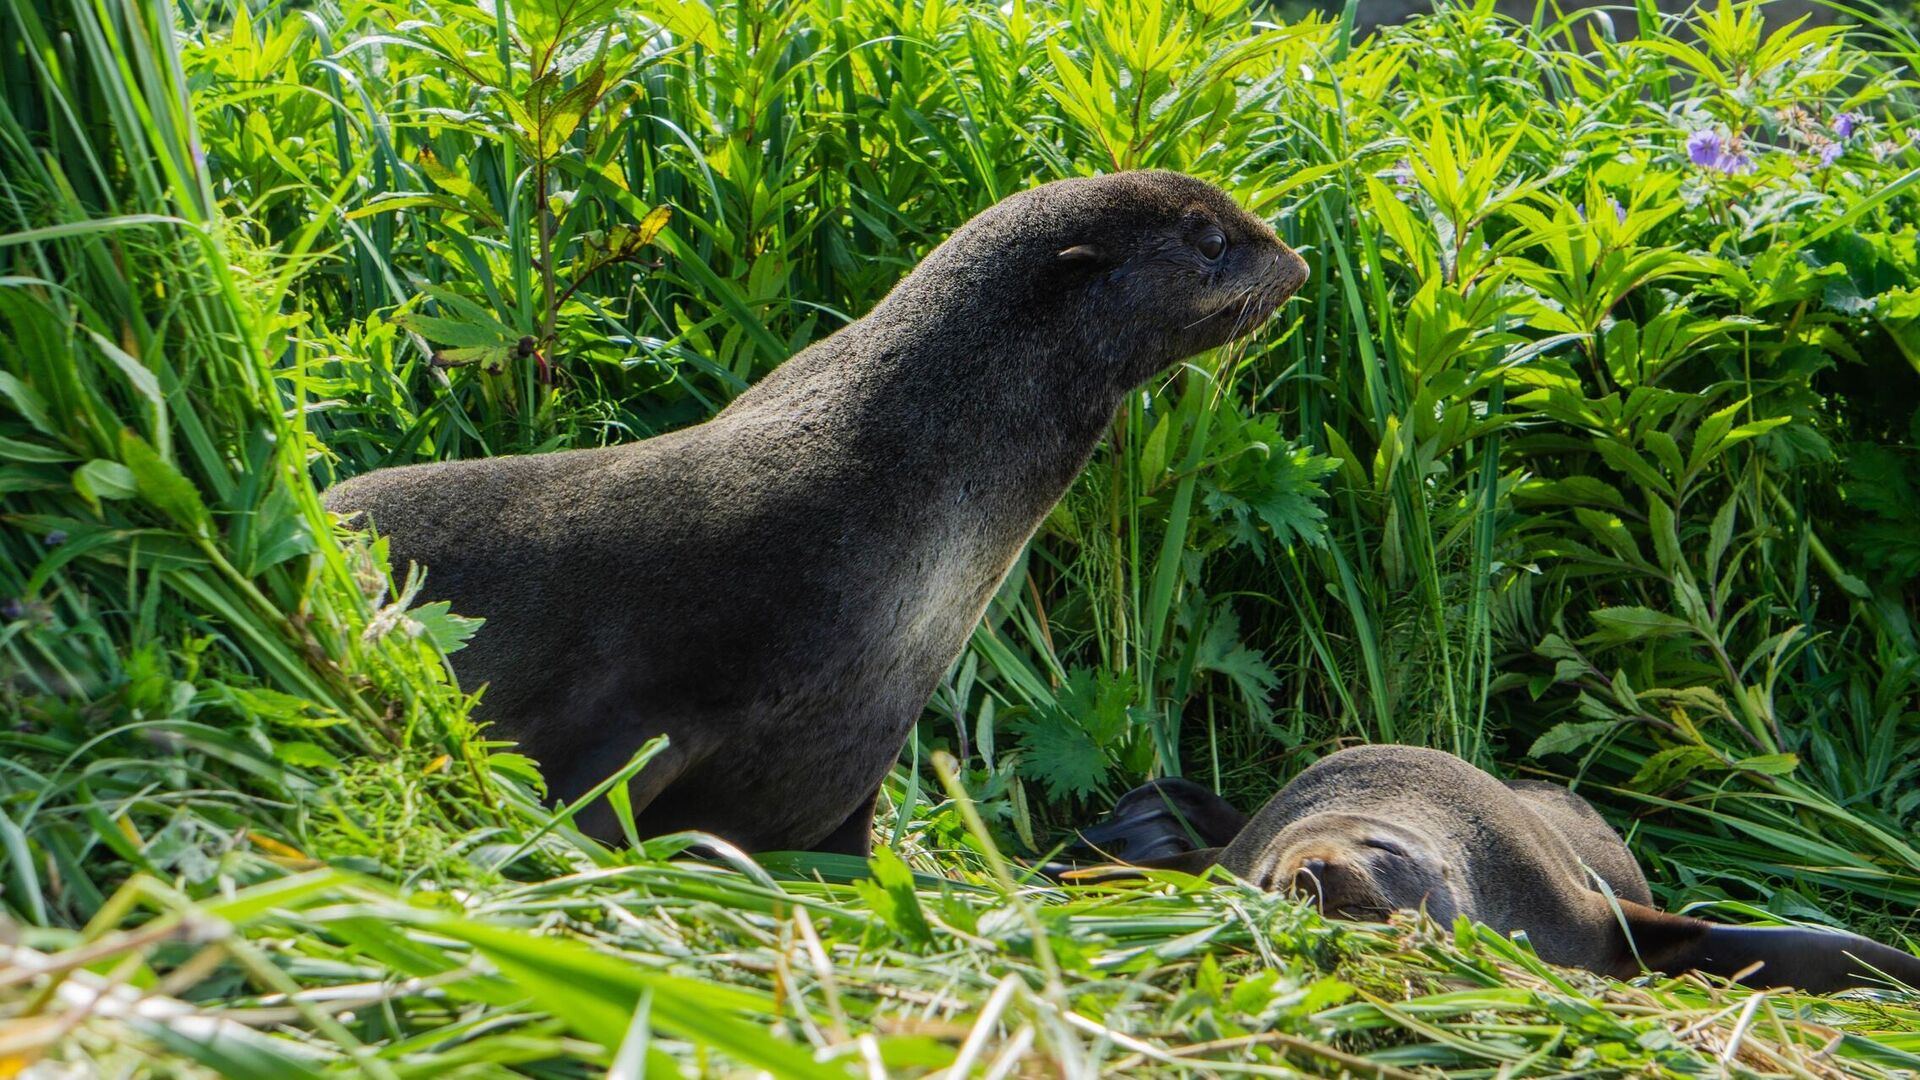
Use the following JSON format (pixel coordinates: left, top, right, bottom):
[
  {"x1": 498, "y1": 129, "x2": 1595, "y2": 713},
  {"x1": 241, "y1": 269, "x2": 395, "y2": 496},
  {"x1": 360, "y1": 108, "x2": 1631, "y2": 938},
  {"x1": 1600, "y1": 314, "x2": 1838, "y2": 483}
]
[
  {"x1": 324, "y1": 172, "x2": 1307, "y2": 854},
  {"x1": 1075, "y1": 746, "x2": 1920, "y2": 994}
]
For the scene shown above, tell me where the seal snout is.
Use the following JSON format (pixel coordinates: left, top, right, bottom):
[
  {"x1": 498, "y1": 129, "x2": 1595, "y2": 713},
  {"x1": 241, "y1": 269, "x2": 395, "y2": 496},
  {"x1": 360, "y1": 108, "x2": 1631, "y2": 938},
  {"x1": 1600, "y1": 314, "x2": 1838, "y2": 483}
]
[{"x1": 1267, "y1": 243, "x2": 1310, "y2": 303}]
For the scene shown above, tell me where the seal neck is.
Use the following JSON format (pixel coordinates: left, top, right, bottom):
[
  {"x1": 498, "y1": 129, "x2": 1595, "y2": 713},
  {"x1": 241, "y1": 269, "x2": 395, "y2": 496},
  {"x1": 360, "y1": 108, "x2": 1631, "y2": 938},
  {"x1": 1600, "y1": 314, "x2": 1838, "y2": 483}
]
[
  {"x1": 851, "y1": 312, "x2": 1131, "y2": 515},
  {"x1": 718, "y1": 296, "x2": 1145, "y2": 552}
]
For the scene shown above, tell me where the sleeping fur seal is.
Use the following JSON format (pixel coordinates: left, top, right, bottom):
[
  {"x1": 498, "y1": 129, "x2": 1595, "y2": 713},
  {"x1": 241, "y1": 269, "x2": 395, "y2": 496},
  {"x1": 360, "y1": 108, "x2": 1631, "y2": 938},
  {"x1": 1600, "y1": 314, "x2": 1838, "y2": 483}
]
[
  {"x1": 1073, "y1": 745, "x2": 1920, "y2": 994},
  {"x1": 325, "y1": 171, "x2": 1308, "y2": 854}
]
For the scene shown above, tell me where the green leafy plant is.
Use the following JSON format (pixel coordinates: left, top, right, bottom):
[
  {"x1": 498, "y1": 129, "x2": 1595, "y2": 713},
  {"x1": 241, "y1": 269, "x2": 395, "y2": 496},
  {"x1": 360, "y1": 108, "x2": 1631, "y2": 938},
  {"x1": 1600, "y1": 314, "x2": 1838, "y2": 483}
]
[{"x1": 7, "y1": 0, "x2": 1920, "y2": 1074}]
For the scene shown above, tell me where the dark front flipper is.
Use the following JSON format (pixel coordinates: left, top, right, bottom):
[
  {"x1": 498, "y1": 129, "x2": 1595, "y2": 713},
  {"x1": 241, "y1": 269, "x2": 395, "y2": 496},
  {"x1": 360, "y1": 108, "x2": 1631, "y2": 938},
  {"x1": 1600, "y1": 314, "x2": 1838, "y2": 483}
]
[
  {"x1": 1611, "y1": 899, "x2": 1920, "y2": 993},
  {"x1": 1072, "y1": 778, "x2": 1249, "y2": 863},
  {"x1": 809, "y1": 786, "x2": 880, "y2": 857},
  {"x1": 563, "y1": 738, "x2": 697, "y2": 845}
]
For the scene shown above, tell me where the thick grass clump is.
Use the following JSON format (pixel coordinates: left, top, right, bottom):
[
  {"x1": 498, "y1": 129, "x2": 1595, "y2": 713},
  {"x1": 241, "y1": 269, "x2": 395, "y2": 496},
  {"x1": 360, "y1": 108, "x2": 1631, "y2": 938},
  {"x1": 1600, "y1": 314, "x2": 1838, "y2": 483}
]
[{"x1": 3, "y1": 0, "x2": 1920, "y2": 1074}]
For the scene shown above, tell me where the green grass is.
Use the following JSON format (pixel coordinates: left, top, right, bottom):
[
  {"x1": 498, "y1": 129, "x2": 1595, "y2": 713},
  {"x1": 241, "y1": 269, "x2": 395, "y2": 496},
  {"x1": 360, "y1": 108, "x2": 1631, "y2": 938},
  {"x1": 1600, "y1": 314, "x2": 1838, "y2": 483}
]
[{"x1": 3, "y1": 0, "x2": 1920, "y2": 1074}]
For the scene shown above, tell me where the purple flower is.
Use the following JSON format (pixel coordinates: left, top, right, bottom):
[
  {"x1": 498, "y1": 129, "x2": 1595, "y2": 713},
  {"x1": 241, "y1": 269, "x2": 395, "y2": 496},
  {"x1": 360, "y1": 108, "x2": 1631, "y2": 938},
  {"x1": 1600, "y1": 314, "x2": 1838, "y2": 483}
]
[
  {"x1": 1686, "y1": 129, "x2": 1723, "y2": 165},
  {"x1": 1686, "y1": 129, "x2": 1752, "y2": 175},
  {"x1": 1833, "y1": 112, "x2": 1864, "y2": 139},
  {"x1": 1819, "y1": 141, "x2": 1843, "y2": 167}
]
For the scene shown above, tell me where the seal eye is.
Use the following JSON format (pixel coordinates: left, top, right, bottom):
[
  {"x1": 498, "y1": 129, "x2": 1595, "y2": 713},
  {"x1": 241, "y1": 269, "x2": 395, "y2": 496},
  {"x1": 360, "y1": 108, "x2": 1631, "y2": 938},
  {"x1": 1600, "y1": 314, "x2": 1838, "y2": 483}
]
[
  {"x1": 1361, "y1": 837, "x2": 1408, "y2": 858},
  {"x1": 1195, "y1": 230, "x2": 1227, "y2": 261}
]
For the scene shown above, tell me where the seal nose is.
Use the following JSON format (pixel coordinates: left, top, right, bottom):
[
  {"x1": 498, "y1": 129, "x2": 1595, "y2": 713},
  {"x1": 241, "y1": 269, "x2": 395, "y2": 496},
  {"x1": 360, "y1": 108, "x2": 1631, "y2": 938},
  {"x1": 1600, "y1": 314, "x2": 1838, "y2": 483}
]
[{"x1": 1268, "y1": 244, "x2": 1310, "y2": 297}]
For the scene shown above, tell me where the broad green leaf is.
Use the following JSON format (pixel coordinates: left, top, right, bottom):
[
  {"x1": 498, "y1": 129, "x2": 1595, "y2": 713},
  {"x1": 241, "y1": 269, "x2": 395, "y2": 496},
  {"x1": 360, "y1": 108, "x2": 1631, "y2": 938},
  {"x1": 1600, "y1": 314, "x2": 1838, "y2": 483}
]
[
  {"x1": 540, "y1": 65, "x2": 605, "y2": 155},
  {"x1": 1007, "y1": 706, "x2": 1109, "y2": 801},
  {"x1": 430, "y1": 344, "x2": 516, "y2": 373},
  {"x1": 634, "y1": 204, "x2": 673, "y2": 245},
  {"x1": 119, "y1": 429, "x2": 209, "y2": 534},
  {"x1": 1647, "y1": 497, "x2": 1681, "y2": 576},
  {"x1": 1572, "y1": 507, "x2": 1646, "y2": 567},
  {"x1": 74, "y1": 458, "x2": 139, "y2": 506},
  {"x1": 418, "y1": 150, "x2": 494, "y2": 213},
  {"x1": 405, "y1": 599, "x2": 484, "y2": 653},
  {"x1": 852, "y1": 845, "x2": 933, "y2": 945},
  {"x1": 1643, "y1": 429, "x2": 1683, "y2": 477},
  {"x1": 1196, "y1": 608, "x2": 1278, "y2": 722},
  {"x1": 1530, "y1": 720, "x2": 1617, "y2": 758},
  {"x1": 394, "y1": 312, "x2": 516, "y2": 349},
  {"x1": 1629, "y1": 746, "x2": 1724, "y2": 792},
  {"x1": 273, "y1": 740, "x2": 345, "y2": 770},
  {"x1": 85, "y1": 328, "x2": 162, "y2": 408},
  {"x1": 1735, "y1": 753, "x2": 1800, "y2": 776},
  {"x1": 646, "y1": 0, "x2": 721, "y2": 49},
  {"x1": 0, "y1": 371, "x2": 58, "y2": 437},
  {"x1": 1593, "y1": 438, "x2": 1672, "y2": 498},
  {"x1": 1587, "y1": 606, "x2": 1694, "y2": 643}
]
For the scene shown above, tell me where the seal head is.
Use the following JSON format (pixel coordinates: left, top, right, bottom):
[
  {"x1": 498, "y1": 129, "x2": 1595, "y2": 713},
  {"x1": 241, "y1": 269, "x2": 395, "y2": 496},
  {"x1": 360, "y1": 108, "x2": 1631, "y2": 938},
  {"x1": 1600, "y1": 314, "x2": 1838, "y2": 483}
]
[
  {"x1": 1255, "y1": 812, "x2": 1463, "y2": 925},
  {"x1": 866, "y1": 171, "x2": 1307, "y2": 399}
]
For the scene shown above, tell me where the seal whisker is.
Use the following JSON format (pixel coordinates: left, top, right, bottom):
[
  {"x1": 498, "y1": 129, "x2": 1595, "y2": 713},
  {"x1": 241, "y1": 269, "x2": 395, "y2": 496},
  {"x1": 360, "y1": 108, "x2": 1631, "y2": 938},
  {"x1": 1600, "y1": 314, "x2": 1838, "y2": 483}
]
[
  {"x1": 1212, "y1": 285, "x2": 1264, "y2": 373},
  {"x1": 1186, "y1": 277, "x2": 1264, "y2": 332}
]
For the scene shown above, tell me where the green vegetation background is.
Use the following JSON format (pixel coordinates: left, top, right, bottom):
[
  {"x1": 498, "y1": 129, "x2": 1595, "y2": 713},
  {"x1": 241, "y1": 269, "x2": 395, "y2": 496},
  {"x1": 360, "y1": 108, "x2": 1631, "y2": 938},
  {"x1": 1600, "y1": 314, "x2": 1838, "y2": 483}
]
[{"x1": 3, "y1": 0, "x2": 1919, "y2": 1074}]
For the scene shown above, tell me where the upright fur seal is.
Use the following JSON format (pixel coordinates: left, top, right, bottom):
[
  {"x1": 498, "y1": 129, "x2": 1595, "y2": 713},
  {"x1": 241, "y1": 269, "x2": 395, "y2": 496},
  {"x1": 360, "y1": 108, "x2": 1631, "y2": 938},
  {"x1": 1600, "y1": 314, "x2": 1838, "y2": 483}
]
[
  {"x1": 326, "y1": 171, "x2": 1308, "y2": 853},
  {"x1": 1074, "y1": 746, "x2": 1920, "y2": 994}
]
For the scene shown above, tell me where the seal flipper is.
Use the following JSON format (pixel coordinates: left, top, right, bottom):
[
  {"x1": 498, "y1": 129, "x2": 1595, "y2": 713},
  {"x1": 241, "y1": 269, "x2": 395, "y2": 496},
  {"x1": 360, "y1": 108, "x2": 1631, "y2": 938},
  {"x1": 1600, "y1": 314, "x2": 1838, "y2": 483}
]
[
  {"x1": 1073, "y1": 779, "x2": 1248, "y2": 862},
  {"x1": 1056, "y1": 847, "x2": 1226, "y2": 883},
  {"x1": 1610, "y1": 899, "x2": 1920, "y2": 993},
  {"x1": 809, "y1": 785, "x2": 881, "y2": 857}
]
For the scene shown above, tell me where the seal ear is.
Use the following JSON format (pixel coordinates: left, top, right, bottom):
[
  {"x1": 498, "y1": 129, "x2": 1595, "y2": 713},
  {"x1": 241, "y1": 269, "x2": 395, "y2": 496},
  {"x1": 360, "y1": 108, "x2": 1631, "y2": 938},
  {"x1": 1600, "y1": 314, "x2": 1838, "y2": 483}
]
[
  {"x1": 1611, "y1": 899, "x2": 1920, "y2": 993},
  {"x1": 1055, "y1": 243, "x2": 1115, "y2": 268}
]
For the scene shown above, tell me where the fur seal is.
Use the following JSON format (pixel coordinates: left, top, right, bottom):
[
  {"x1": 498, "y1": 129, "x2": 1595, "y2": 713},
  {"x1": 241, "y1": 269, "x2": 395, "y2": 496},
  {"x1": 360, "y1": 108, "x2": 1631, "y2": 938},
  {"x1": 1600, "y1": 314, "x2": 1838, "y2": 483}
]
[
  {"x1": 1074, "y1": 746, "x2": 1920, "y2": 994},
  {"x1": 325, "y1": 171, "x2": 1308, "y2": 853}
]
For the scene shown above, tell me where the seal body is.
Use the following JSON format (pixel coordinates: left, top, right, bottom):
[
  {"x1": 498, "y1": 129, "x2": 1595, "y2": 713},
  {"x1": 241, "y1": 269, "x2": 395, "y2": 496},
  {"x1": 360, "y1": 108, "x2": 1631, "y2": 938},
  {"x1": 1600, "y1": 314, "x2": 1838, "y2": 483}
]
[
  {"x1": 1079, "y1": 746, "x2": 1920, "y2": 993},
  {"x1": 325, "y1": 171, "x2": 1308, "y2": 853}
]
